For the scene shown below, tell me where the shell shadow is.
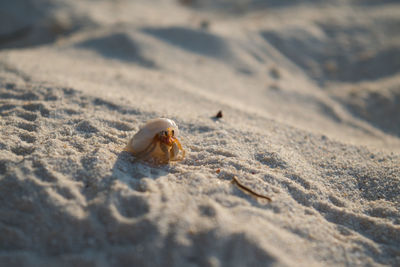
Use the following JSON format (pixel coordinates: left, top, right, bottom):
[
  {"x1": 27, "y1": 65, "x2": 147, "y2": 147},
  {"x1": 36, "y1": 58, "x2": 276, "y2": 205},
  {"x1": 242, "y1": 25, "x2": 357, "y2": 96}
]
[{"x1": 111, "y1": 151, "x2": 169, "y2": 182}]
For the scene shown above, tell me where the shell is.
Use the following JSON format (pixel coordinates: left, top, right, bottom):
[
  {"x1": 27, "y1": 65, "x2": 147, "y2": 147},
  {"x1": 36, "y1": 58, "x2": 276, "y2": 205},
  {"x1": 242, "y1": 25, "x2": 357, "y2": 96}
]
[{"x1": 126, "y1": 118, "x2": 179, "y2": 155}]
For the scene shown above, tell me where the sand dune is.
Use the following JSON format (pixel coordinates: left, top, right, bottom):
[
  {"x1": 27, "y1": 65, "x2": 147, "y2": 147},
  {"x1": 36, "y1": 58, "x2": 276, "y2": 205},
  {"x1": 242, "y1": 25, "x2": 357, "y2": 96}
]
[{"x1": 1, "y1": 0, "x2": 399, "y2": 266}]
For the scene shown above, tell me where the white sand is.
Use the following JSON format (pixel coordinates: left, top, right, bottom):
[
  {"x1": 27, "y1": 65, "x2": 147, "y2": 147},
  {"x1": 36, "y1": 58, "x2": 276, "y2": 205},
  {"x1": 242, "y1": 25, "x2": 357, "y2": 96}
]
[{"x1": 0, "y1": 0, "x2": 399, "y2": 266}]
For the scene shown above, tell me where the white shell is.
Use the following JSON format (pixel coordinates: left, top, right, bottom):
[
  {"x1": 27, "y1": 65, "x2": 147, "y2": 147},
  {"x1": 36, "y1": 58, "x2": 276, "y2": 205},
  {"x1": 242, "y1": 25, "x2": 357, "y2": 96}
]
[{"x1": 127, "y1": 118, "x2": 179, "y2": 155}]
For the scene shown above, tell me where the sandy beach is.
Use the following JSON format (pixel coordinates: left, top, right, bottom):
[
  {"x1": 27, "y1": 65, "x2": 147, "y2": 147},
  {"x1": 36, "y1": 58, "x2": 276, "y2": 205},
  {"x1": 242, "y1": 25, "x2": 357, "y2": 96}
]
[{"x1": 0, "y1": 0, "x2": 399, "y2": 266}]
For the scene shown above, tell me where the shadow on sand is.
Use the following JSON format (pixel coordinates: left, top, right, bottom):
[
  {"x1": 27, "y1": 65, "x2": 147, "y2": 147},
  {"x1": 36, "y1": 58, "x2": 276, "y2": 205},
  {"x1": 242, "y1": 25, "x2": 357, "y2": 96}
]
[
  {"x1": 76, "y1": 33, "x2": 156, "y2": 68},
  {"x1": 111, "y1": 151, "x2": 169, "y2": 183}
]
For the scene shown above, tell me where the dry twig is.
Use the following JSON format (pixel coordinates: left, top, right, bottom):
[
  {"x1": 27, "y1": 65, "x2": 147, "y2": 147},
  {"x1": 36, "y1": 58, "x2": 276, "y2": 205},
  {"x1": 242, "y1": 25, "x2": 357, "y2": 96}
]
[{"x1": 232, "y1": 176, "x2": 272, "y2": 202}]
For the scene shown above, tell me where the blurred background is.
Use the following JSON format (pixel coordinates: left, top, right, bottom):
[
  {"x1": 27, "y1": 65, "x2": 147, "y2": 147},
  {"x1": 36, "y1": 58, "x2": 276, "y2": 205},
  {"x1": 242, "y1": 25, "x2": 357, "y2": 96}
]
[{"x1": 1, "y1": 0, "x2": 400, "y2": 148}]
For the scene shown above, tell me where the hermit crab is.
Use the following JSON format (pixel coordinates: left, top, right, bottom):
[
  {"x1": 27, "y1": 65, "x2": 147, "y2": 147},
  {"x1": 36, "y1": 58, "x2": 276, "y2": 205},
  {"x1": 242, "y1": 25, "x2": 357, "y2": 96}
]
[{"x1": 125, "y1": 118, "x2": 185, "y2": 164}]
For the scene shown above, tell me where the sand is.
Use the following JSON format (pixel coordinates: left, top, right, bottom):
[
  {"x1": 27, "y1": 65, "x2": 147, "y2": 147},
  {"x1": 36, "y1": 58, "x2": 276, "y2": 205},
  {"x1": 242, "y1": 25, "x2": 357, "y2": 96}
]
[{"x1": 0, "y1": 0, "x2": 399, "y2": 266}]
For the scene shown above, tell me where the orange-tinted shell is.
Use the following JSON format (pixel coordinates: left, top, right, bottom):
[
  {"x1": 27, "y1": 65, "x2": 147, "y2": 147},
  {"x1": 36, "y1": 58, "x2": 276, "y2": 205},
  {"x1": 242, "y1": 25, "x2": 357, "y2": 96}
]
[{"x1": 126, "y1": 118, "x2": 179, "y2": 155}]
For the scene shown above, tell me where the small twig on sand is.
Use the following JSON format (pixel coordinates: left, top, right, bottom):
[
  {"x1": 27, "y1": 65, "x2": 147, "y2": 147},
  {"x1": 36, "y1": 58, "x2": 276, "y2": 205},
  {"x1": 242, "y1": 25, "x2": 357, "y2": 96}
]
[{"x1": 232, "y1": 176, "x2": 272, "y2": 202}]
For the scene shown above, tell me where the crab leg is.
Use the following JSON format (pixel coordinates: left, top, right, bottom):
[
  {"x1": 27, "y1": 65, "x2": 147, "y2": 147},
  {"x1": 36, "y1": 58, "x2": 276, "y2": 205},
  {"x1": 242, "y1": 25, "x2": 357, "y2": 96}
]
[
  {"x1": 134, "y1": 137, "x2": 158, "y2": 160},
  {"x1": 160, "y1": 142, "x2": 170, "y2": 162},
  {"x1": 170, "y1": 142, "x2": 179, "y2": 159},
  {"x1": 172, "y1": 137, "x2": 185, "y2": 160}
]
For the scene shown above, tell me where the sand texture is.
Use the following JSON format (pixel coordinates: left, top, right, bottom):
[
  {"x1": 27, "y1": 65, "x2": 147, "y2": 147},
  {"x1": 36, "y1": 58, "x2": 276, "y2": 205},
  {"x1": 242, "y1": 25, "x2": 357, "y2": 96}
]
[{"x1": 0, "y1": 0, "x2": 400, "y2": 266}]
